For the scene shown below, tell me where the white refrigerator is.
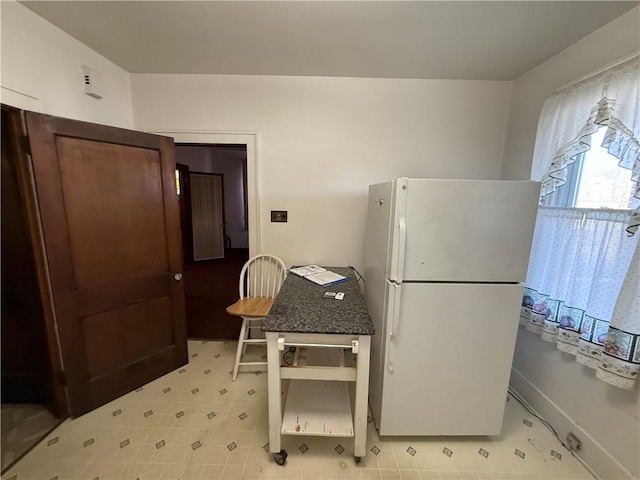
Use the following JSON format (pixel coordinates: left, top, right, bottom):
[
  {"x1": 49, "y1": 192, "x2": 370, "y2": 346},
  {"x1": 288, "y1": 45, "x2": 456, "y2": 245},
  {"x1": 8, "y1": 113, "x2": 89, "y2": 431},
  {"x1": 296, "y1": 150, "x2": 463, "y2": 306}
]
[{"x1": 364, "y1": 177, "x2": 540, "y2": 436}]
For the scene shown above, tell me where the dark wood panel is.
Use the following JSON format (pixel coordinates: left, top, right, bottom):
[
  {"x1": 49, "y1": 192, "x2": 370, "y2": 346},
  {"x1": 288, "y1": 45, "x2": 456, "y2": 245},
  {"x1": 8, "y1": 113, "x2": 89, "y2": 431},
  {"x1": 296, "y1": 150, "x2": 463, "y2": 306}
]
[
  {"x1": 57, "y1": 137, "x2": 169, "y2": 287},
  {"x1": 83, "y1": 296, "x2": 174, "y2": 379},
  {"x1": 76, "y1": 274, "x2": 170, "y2": 317}
]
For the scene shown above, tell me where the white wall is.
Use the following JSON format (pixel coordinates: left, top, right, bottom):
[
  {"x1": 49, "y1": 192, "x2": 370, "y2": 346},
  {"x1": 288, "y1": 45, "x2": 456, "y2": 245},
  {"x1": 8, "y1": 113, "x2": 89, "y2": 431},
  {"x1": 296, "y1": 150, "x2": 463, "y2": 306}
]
[
  {"x1": 131, "y1": 74, "x2": 512, "y2": 270},
  {"x1": 0, "y1": 2, "x2": 133, "y2": 128},
  {"x1": 501, "y1": 7, "x2": 640, "y2": 480}
]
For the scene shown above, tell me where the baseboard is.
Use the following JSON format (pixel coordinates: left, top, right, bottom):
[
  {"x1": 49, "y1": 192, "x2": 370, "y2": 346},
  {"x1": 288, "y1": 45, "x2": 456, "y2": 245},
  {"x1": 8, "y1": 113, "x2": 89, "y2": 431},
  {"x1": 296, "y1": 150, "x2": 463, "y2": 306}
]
[{"x1": 509, "y1": 367, "x2": 635, "y2": 480}]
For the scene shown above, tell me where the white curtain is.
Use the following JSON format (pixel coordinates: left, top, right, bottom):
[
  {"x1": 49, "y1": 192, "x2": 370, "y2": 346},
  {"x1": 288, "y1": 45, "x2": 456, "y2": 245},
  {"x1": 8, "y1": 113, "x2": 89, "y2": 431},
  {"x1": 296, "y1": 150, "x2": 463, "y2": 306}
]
[
  {"x1": 521, "y1": 208, "x2": 639, "y2": 388},
  {"x1": 524, "y1": 56, "x2": 640, "y2": 389},
  {"x1": 531, "y1": 56, "x2": 640, "y2": 234}
]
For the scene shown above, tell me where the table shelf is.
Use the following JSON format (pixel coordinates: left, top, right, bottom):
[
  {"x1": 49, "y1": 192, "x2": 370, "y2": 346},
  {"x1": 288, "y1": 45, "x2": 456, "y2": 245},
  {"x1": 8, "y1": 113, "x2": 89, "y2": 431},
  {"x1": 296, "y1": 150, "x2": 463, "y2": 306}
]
[{"x1": 281, "y1": 379, "x2": 354, "y2": 437}]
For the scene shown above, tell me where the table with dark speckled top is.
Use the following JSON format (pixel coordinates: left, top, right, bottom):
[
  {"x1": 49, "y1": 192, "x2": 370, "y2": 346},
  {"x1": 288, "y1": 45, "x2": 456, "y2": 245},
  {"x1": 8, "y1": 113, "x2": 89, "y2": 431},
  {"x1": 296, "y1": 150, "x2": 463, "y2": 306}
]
[{"x1": 262, "y1": 267, "x2": 375, "y2": 465}]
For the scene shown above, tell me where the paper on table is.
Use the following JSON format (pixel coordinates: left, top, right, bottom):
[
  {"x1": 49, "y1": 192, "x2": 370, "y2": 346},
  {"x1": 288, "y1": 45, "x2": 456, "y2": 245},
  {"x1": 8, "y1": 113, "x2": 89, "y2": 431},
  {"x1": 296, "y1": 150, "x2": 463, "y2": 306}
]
[
  {"x1": 288, "y1": 265, "x2": 348, "y2": 287},
  {"x1": 289, "y1": 265, "x2": 327, "y2": 277},
  {"x1": 304, "y1": 270, "x2": 348, "y2": 287}
]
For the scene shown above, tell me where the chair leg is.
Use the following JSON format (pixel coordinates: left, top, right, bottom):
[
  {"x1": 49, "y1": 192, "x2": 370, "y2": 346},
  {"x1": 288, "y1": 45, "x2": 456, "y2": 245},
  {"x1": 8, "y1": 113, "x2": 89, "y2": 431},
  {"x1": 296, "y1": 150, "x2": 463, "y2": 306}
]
[
  {"x1": 233, "y1": 317, "x2": 249, "y2": 382},
  {"x1": 242, "y1": 320, "x2": 252, "y2": 356}
]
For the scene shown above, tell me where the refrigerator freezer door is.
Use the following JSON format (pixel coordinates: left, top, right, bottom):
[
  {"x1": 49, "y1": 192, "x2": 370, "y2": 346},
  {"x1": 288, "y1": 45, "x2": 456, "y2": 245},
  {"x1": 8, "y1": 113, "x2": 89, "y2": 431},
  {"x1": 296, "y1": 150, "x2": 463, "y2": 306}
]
[
  {"x1": 365, "y1": 181, "x2": 395, "y2": 284},
  {"x1": 398, "y1": 179, "x2": 540, "y2": 282},
  {"x1": 377, "y1": 282, "x2": 523, "y2": 436}
]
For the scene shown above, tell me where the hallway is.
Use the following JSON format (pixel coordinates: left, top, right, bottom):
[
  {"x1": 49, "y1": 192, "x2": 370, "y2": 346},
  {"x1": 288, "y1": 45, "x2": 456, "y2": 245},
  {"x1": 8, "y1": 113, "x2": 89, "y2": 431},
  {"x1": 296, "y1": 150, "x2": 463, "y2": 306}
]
[{"x1": 183, "y1": 249, "x2": 249, "y2": 340}]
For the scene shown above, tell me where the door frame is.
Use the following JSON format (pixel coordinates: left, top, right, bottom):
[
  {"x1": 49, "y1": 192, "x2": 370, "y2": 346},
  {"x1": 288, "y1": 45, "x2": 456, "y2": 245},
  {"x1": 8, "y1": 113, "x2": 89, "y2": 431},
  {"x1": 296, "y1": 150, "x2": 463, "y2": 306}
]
[
  {"x1": 151, "y1": 132, "x2": 260, "y2": 257},
  {"x1": 175, "y1": 163, "x2": 193, "y2": 263},
  {"x1": 1, "y1": 105, "x2": 56, "y2": 409},
  {"x1": 5, "y1": 109, "x2": 68, "y2": 417}
]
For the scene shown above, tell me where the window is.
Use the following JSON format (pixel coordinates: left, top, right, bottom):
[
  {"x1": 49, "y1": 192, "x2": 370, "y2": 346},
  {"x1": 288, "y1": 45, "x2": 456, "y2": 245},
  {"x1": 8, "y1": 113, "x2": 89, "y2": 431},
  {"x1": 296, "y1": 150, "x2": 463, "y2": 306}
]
[
  {"x1": 175, "y1": 169, "x2": 181, "y2": 195},
  {"x1": 542, "y1": 127, "x2": 638, "y2": 209},
  {"x1": 524, "y1": 56, "x2": 640, "y2": 389}
]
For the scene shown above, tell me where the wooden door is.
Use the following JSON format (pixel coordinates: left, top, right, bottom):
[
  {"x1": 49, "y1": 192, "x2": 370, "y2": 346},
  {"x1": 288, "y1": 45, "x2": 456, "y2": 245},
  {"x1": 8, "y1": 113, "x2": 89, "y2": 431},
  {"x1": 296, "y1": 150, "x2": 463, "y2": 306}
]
[
  {"x1": 16, "y1": 111, "x2": 187, "y2": 417},
  {"x1": 190, "y1": 173, "x2": 225, "y2": 261}
]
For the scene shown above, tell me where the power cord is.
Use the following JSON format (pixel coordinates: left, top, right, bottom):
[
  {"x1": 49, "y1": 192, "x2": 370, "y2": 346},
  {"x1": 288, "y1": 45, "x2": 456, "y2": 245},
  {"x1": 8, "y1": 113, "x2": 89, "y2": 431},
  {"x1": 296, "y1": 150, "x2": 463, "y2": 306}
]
[
  {"x1": 507, "y1": 388, "x2": 561, "y2": 441},
  {"x1": 507, "y1": 388, "x2": 600, "y2": 478},
  {"x1": 282, "y1": 347, "x2": 296, "y2": 366},
  {"x1": 348, "y1": 266, "x2": 364, "y2": 284}
]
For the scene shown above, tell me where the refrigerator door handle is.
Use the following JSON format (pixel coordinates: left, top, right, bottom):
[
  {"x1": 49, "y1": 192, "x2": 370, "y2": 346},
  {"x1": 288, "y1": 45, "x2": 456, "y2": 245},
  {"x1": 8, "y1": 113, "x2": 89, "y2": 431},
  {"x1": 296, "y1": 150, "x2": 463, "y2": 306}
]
[
  {"x1": 389, "y1": 178, "x2": 408, "y2": 283},
  {"x1": 387, "y1": 282, "x2": 402, "y2": 372},
  {"x1": 390, "y1": 216, "x2": 407, "y2": 283}
]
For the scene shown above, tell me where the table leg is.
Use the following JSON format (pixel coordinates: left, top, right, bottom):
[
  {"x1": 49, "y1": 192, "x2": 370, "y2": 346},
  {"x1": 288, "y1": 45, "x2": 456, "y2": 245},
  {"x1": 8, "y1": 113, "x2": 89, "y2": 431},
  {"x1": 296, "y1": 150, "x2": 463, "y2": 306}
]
[
  {"x1": 266, "y1": 332, "x2": 282, "y2": 455},
  {"x1": 353, "y1": 335, "x2": 371, "y2": 458}
]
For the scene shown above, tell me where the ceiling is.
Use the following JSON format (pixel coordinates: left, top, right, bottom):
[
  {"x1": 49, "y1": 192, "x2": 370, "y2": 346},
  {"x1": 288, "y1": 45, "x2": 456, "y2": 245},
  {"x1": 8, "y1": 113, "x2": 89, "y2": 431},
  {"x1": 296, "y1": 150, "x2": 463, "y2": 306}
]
[{"x1": 20, "y1": 1, "x2": 639, "y2": 81}]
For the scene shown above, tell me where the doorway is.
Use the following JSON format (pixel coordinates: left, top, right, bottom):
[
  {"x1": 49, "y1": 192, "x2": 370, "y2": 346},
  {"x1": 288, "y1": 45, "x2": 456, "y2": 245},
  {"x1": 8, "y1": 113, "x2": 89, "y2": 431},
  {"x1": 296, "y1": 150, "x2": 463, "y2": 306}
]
[
  {"x1": 1, "y1": 107, "x2": 61, "y2": 472},
  {"x1": 175, "y1": 144, "x2": 251, "y2": 340}
]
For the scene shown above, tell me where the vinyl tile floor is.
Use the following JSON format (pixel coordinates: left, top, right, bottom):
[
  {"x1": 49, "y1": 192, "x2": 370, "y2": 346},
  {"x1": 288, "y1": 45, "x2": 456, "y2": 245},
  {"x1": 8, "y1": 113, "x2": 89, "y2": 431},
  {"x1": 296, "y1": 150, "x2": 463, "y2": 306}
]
[{"x1": 2, "y1": 340, "x2": 595, "y2": 480}]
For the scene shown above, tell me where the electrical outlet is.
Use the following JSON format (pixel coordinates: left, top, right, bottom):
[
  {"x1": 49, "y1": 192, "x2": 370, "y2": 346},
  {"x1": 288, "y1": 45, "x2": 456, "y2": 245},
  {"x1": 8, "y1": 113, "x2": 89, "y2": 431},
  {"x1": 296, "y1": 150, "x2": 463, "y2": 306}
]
[{"x1": 566, "y1": 433, "x2": 582, "y2": 451}]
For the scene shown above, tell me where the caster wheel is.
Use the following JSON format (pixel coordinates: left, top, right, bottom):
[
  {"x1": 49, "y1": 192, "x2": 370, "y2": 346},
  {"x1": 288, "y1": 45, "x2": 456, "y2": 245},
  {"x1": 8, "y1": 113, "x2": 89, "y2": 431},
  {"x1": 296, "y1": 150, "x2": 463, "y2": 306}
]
[
  {"x1": 274, "y1": 449, "x2": 288, "y2": 465},
  {"x1": 354, "y1": 456, "x2": 361, "y2": 464}
]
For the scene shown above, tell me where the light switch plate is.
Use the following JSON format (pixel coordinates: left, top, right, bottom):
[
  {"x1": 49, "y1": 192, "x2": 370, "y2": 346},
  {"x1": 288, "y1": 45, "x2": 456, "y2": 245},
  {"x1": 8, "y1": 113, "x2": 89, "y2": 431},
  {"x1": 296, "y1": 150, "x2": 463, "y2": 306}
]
[{"x1": 271, "y1": 210, "x2": 287, "y2": 222}]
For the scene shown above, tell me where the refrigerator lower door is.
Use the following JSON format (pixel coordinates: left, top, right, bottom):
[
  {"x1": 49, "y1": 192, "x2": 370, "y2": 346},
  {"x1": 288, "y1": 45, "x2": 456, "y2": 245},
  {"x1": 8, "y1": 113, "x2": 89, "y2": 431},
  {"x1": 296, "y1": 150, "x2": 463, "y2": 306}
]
[
  {"x1": 377, "y1": 282, "x2": 523, "y2": 436},
  {"x1": 367, "y1": 279, "x2": 397, "y2": 430}
]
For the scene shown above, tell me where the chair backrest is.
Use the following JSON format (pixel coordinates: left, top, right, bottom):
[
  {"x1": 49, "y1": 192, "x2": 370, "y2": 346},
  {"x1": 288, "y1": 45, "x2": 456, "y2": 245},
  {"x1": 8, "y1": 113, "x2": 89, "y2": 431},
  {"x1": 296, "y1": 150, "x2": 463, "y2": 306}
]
[{"x1": 239, "y1": 254, "x2": 287, "y2": 299}]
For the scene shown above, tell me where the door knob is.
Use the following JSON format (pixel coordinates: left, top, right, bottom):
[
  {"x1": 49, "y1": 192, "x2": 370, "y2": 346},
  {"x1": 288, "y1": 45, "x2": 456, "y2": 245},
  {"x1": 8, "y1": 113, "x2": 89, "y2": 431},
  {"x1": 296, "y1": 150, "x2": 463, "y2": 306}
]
[{"x1": 174, "y1": 273, "x2": 183, "y2": 281}]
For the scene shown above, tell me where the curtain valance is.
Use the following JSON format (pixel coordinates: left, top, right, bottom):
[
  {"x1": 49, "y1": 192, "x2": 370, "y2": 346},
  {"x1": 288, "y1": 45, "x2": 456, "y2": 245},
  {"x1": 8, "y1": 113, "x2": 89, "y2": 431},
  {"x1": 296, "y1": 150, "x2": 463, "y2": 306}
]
[{"x1": 531, "y1": 56, "x2": 640, "y2": 235}]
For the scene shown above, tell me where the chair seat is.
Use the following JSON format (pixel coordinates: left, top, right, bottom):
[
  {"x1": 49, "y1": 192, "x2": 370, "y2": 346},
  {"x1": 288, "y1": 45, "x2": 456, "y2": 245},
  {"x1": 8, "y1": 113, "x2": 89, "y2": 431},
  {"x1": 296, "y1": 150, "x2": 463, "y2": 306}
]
[{"x1": 226, "y1": 296, "x2": 274, "y2": 318}]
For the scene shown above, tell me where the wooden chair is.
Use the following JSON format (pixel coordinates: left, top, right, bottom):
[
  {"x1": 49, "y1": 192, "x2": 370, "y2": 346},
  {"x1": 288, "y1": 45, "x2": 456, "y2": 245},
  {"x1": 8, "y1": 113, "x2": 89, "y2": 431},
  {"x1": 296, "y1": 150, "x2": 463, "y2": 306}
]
[{"x1": 226, "y1": 254, "x2": 287, "y2": 381}]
